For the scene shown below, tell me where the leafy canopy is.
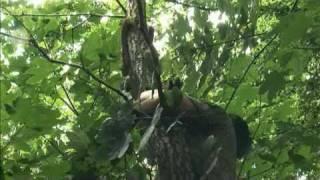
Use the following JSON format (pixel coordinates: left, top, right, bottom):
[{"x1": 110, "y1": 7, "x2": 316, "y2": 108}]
[{"x1": 1, "y1": 0, "x2": 320, "y2": 179}]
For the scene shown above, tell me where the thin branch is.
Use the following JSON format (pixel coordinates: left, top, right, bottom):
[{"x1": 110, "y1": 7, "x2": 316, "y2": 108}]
[
  {"x1": 238, "y1": 95, "x2": 262, "y2": 178},
  {"x1": 250, "y1": 166, "x2": 274, "y2": 178},
  {"x1": 237, "y1": 1, "x2": 299, "y2": 178},
  {"x1": 209, "y1": 32, "x2": 268, "y2": 48},
  {"x1": 47, "y1": 138, "x2": 68, "y2": 159},
  {"x1": 293, "y1": 46, "x2": 320, "y2": 50},
  {"x1": 29, "y1": 38, "x2": 85, "y2": 70},
  {"x1": 2, "y1": 12, "x2": 125, "y2": 19},
  {"x1": 224, "y1": 34, "x2": 277, "y2": 111},
  {"x1": 0, "y1": 31, "x2": 30, "y2": 41},
  {"x1": 166, "y1": 0, "x2": 218, "y2": 12},
  {"x1": 88, "y1": 95, "x2": 99, "y2": 113},
  {"x1": 68, "y1": 18, "x2": 88, "y2": 32},
  {"x1": 115, "y1": 0, "x2": 127, "y2": 15},
  {"x1": 225, "y1": 0, "x2": 299, "y2": 111},
  {"x1": 56, "y1": 85, "x2": 79, "y2": 116},
  {"x1": 2, "y1": 7, "x2": 129, "y2": 102},
  {"x1": 57, "y1": 95, "x2": 77, "y2": 114},
  {"x1": 61, "y1": 84, "x2": 79, "y2": 115}
]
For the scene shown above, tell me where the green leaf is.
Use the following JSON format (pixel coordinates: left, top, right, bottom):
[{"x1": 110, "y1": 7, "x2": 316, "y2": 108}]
[
  {"x1": 288, "y1": 149, "x2": 312, "y2": 170},
  {"x1": 229, "y1": 55, "x2": 250, "y2": 77},
  {"x1": 278, "y1": 12, "x2": 312, "y2": 44},
  {"x1": 302, "y1": 135, "x2": 320, "y2": 146},
  {"x1": 259, "y1": 152, "x2": 277, "y2": 163},
  {"x1": 25, "y1": 57, "x2": 55, "y2": 84},
  {"x1": 11, "y1": 98, "x2": 60, "y2": 131},
  {"x1": 45, "y1": 19, "x2": 59, "y2": 32},
  {"x1": 273, "y1": 100, "x2": 296, "y2": 120},
  {"x1": 237, "y1": 84, "x2": 259, "y2": 102},
  {"x1": 41, "y1": 158, "x2": 70, "y2": 178},
  {"x1": 199, "y1": 51, "x2": 214, "y2": 77},
  {"x1": 259, "y1": 71, "x2": 286, "y2": 101},
  {"x1": 184, "y1": 68, "x2": 201, "y2": 95},
  {"x1": 193, "y1": 9, "x2": 209, "y2": 27},
  {"x1": 175, "y1": 15, "x2": 192, "y2": 36},
  {"x1": 67, "y1": 130, "x2": 90, "y2": 151},
  {"x1": 278, "y1": 50, "x2": 309, "y2": 76},
  {"x1": 296, "y1": 145, "x2": 311, "y2": 160},
  {"x1": 70, "y1": 81, "x2": 92, "y2": 102},
  {"x1": 82, "y1": 33, "x2": 102, "y2": 61}
]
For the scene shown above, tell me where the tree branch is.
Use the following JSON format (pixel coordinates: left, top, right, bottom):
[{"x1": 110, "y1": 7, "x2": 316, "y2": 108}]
[
  {"x1": 61, "y1": 84, "x2": 79, "y2": 115},
  {"x1": 57, "y1": 95, "x2": 77, "y2": 115},
  {"x1": 115, "y1": 0, "x2": 127, "y2": 15},
  {"x1": 224, "y1": 34, "x2": 277, "y2": 111},
  {"x1": 166, "y1": 0, "x2": 218, "y2": 12},
  {"x1": 46, "y1": 138, "x2": 68, "y2": 159},
  {"x1": 0, "y1": 31, "x2": 29, "y2": 41},
  {"x1": 237, "y1": 2, "x2": 299, "y2": 178},
  {"x1": 209, "y1": 32, "x2": 268, "y2": 48},
  {"x1": 56, "y1": 85, "x2": 79, "y2": 116},
  {"x1": 135, "y1": 0, "x2": 167, "y2": 107},
  {"x1": 2, "y1": 12, "x2": 125, "y2": 19},
  {"x1": 2, "y1": 7, "x2": 129, "y2": 102},
  {"x1": 293, "y1": 46, "x2": 320, "y2": 50},
  {"x1": 224, "y1": 0, "x2": 299, "y2": 111}
]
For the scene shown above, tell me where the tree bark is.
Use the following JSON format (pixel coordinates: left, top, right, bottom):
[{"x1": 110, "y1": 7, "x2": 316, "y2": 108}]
[{"x1": 146, "y1": 106, "x2": 237, "y2": 180}]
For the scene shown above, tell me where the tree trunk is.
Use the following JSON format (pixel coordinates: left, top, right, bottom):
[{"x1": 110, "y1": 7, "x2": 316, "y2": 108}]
[{"x1": 146, "y1": 106, "x2": 237, "y2": 180}]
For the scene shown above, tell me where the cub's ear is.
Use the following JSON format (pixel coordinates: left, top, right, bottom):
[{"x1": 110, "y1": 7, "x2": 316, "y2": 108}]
[{"x1": 229, "y1": 114, "x2": 252, "y2": 158}]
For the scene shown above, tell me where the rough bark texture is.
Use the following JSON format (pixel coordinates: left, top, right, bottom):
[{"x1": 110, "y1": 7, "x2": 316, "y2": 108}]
[
  {"x1": 145, "y1": 106, "x2": 237, "y2": 180},
  {"x1": 122, "y1": 0, "x2": 159, "y2": 98}
]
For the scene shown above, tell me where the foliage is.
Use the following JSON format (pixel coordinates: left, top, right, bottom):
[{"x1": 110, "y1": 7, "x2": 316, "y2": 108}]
[{"x1": 1, "y1": 0, "x2": 320, "y2": 179}]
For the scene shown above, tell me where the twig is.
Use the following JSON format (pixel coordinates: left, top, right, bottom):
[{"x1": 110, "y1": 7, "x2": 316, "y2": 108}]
[
  {"x1": 237, "y1": 95, "x2": 262, "y2": 178},
  {"x1": 57, "y1": 95, "x2": 77, "y2": 115},
  {"x1": 224, "y1": 34, "x2": 277, "y2": 111},
  {"x1": 225, "y1": 0, "x2": 299, "y2": 111},
  {"x1": 209, "y1": 32, "x2": 268, "y2": 48},
  {"x1": 237, "y1": 1, "x2": 299, "y2": 178},
  {"x1": 47, "y1": 138, "x2": 68, "y2": 159},
  {"x1": 293, "y1": 46, "x2": 320, "y2": 50},
  {"x1": 115, "y1": 0, "x2": 127, "y2": 15},
  {"x1": 0, "y1": 31, "x2": 30, "y2": 41},
  {"x1": 56, "y1": 85, "x2": 79, "y2": 116},
  {"x1": 250, "y1": 166, "x2": 274, "y2": 178},
  {"x1": 166, "y1": 0, "x2": 218, "y2": 12},
  {"x1": 61, "y1": 84, "x2": 79, "y2": 115},
  {"x1": 2, "y1": 12, "x2": 125, "y2": 19},
  {"x1": 88, "y1": 95, "x2": 98, "y2": 113}
]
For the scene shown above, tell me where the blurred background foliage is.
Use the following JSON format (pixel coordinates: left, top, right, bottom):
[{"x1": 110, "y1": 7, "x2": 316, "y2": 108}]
[{"x1": 1, "y1": 0, "x2": 320, "y2": 179}]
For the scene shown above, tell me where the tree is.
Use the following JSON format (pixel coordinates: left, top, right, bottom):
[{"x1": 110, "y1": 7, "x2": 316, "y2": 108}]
[
  {"x1": 1, "y1": 0, "x2": 320, "y2": 179},
  {"x1": 120, "y1": 0, "x2": 240, "y2": 179}
]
